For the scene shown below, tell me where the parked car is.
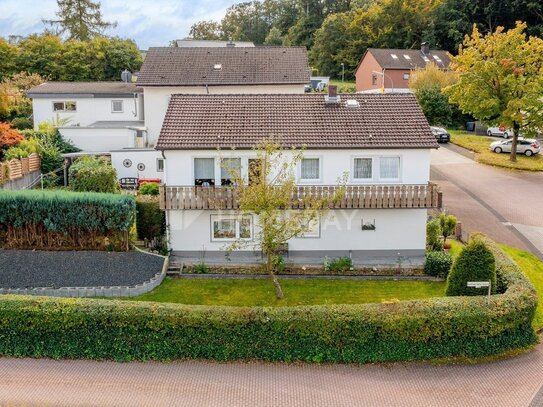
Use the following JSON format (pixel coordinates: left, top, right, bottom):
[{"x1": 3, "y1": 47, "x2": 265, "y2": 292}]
[
  {"x1": 304, "y1": 84, "x2": 312, "y2": 93},
  {"x1": 490, "y1": 138, "x2": 541, "y2": 156},
  {"x1": 487, "y1": 126, "x2": 512, "y2": 138},
  {"x1": 430, "y1": 126, "x2": 450, "y2": 143}
]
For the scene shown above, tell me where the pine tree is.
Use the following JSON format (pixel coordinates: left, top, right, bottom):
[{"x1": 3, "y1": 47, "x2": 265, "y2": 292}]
[{"x1": 44, "y1": 0, "x2": 117, "y2": 41}]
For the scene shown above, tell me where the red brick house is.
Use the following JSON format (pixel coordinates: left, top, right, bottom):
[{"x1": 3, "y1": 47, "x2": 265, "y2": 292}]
[{"x1": 355, "y1": 43, "x2": 451, "y2": 93}]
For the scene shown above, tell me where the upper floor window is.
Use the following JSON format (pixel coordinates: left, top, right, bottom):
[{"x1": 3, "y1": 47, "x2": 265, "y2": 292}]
[
  {"x1": 379, "y1": 157, "x2": 400, "y2": 180},
  {"x1": 220, "y1": 158, "x2": 241, "y2": 186},
  {"x1": 156, "y1": 158, "x2": 164, "y2": 172},
  {"x1": 300, "y1": 158, "x2": 321, "y2": 182},
  {"x1": 194, "y1": 158, "x2": 215, "y2": 186},
  {"x1": 371, "y1": 73, "x2": 378, "y2": 85},
  {"x1": 353, "y1": 157, "x2": 373, "y2": 180},
  {"x1": 53, "y1": 101, "x2": 76, "y2": 112},
  {"x1": 403, "y1": 73, "x2": 410, "y2": 80},
  {"x1": 112, "y1": 100, "x2": 124, "y2": 113}
]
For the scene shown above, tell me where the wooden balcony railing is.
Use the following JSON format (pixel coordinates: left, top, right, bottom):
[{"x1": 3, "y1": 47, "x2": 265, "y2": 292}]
[{"x1": 159, "y1": 183, "x2": 441, "y2": 210}]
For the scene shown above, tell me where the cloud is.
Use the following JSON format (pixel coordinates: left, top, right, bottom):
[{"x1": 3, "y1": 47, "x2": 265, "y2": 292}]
[{"x1": 0, "y1": 0, "x2": 233, "y2": 48}]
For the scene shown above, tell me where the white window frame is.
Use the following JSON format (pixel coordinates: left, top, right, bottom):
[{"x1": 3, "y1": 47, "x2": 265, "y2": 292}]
[
  {"x1": 378, "y1": 156, "x2": 401, "y2": 182},
  {"x1": 193, "y1": 156, "x2": 216, "y2": 186},
  {"x1": 351, "y1": 156, "x2": 374, "y2": 183},
  {"x1": 403, "y1": 73, "x2": 410, "y2": 80},
  {"x1": 52, "y1": 101, "x2": 77, "y2": 112},
  {"x1": 156, "y1": 158, "x2": 164, "y2": 172},
  {"x1": 298, "y1": 156, "x2": 323, "y2": 184},
  {"x1": 220, "y1": 157, "x2": 242, "y2": 186},
  {"x1": 111, "y1": 100, "x2": 124, "y2": 113},
  {"x1": 210, "y1": 215, "x2": 253, "y2": 242}
]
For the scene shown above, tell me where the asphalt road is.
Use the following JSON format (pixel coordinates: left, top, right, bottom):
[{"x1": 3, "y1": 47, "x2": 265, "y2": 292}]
[{"x1": 431, "y1": 143, "x2": 543, "y2": 260}]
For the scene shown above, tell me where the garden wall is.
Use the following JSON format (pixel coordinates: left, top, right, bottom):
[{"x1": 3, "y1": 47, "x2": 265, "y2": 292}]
[{"x1": 0, "y1": 235, "x2": 536, "y2": 363}]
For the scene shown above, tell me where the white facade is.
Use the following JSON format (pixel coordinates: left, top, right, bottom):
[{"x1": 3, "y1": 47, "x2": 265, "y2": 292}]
[
  {"x1": 163, "y1": 148, "x2": 432, "y2": 264},
  {"x1": 32, "y1": 95, "x2": 144, "y2": 128},
  {"x1": 59, "y1": 126, "x2": 142, "y2": 152},
  {"x1": 143, "y1": 84, "x2": 305, "y2": 146},
  {"x1": 110, "y1": 149, "x2": 164, "y2": 180}
]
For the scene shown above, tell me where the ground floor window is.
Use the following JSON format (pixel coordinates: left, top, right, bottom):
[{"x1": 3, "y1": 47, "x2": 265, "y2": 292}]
[{"x1": 211, "y1": 215, "x2": 253, "y2": 241}]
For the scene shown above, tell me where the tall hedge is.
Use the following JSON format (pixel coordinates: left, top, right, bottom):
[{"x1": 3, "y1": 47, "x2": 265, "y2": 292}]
[
  {"x1": 446, "y1": 240, "x2": 497, "y2": 296},
  {"x1": 136, "y1": 196, "x2": 165, "y2": 240},
  {"x1": 0, "y1": 190, "x2": 135, "y2": 250},
  {"x1": 0, "y1": 235, "x2": 536, "y2": 363},
  {"x1": 69, "y1": 156, "x2": 119, "y2": 194}
]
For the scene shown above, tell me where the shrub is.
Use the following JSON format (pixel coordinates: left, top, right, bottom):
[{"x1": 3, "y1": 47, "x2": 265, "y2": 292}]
[
  {"x1": 327, "y1": 256, "x2": 353, "y2": 273},
  {"x1": 446, "y1": 240, "x2": 497, "y2": 296},
  {"x1": 424, "y1": 251, "x2": 453, "y2": 278},
  {"x1": 9, "y1": 116, "x2": 33, "y2": 130},
  {"x1": 135, "y1": 195, "x2": 165, "y2": 240},
  {"x1": 0, "y1": 122, "x2": 24, "y2": 159},
  {"x1": 69, "y1": 156, "x2": 120, "y2": 194},
  {"x1": 3, "y1": 138, "x2": 39, "y2": 160},
  {"x1": 139, "y1": 182, "x2": 159, "y2": 196},
  {"x1": 440, "y1": 213, "x2": 457, "y2": 243},
  {"x1": 426, "y1": 217, "x2": 442, "y2": 251},
  {"x1": 0, "y1": 190, "x2": 135, "y2": 250}
]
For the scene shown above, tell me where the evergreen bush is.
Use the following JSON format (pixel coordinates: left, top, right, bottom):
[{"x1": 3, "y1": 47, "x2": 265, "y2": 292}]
[
  {"x1": 135, "y1": 195, "x2": 165, "y2": 240},
  {"x1": 69, "y1": 156, "x2": 119, "y2": 193},
  {"x1": 424, "y1": 251, "x2": 453, "y2": 278},
  {"x1": 139, "y1": 182, "x2": 159, "y2": 196},
  {"x1": 446, "y1": 240, "x2": 497, "y2": 296}
]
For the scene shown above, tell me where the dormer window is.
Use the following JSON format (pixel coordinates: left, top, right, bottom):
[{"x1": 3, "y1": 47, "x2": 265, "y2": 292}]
[
  {"x1": 403, "y1": 55, "x2": 411, "y2": 60},
  {"x1": 432, "y1": 55, "x2": 442, "y2": 62},
  {"x1": 214, "y1": 64, "x2": 222, "y2": 70},
  {"x1": 391, "y1": 54, "x2": 398, "y2": 59}
]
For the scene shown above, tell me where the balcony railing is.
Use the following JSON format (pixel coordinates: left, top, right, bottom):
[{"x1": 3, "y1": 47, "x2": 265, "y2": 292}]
[{"x1": 159, "y1": 183, "x2": 441, "y2": 210}]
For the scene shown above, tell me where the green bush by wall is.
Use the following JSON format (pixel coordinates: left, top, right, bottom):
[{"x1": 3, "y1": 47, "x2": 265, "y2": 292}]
[
  {"x1": 135, "y1": 195, "x2": 165, "y2": 240},
  {"x1": 0, "y1": 190, "x2": 135, "y2": 250},
  {"x1": 424, "y1": 251, "x2": 453, "y2": 278},
  {"x1": 446, "y1": 240, "x2": 497, "y2": 296},
  {"x1": 69, "y1": 156, "x2": 120, "y2": 194}
]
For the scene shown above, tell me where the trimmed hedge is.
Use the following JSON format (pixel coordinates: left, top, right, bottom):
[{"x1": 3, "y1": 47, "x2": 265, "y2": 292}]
[
  {"x1": 0, "y1": 234, "x2": 536, "y2": 363},
  {"x1": 424, "y1": 251, "x2": 453, "y2": 278},
  {"x1": 0, "y1": 190, "x2": 135, "y2": 250},
  {"x1": 135, "y1": 195, "x2": 165, "y2": 240}
]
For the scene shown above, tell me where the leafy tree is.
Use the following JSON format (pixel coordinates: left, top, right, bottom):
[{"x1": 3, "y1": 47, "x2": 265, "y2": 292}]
[
  {"x1": 0, "y1": 39, "x2": 18, "y2": 80},
  {"x1": 16, "y1": 34, "x2": 63, "y2": 79},
  {"x1": 189, "y1": 21, "x2": 224, "y2": 40},
  {"x1": 0, "y1": 72, "x2": 45, "y2": 126},
  {"x1": 226, "y1": 138, "x2": 346, "y2": 299},
  {"x1": 264, "y1": 27, "x2": 284, "y2": 45},
  {"x1": 439, "y1": 213, "x2": 457, "y2": 245},
  {"x1": 446, "y1": 240, "x2": 496, "y2": 296},
  {"x1": 444, "y1": 22, "x2": 543, "y2": 161},
  {"x1": 44, "y1": 0, "x2": 117, "y2": 41},
  {"x1": 0, "y1": 123, "x2": 24, "y2": 160}
]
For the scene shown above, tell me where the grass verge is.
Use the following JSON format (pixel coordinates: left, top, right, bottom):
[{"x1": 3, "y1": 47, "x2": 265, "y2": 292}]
[
  {"x1": 449, "y1": 130, "x2": 543, "y2": 171},
  {"x1": 126, "y1": 277, "x2": 445, "y2": 307},
  {"x1": 500, "y1": 245, "x2": 543, "y2": 331}
]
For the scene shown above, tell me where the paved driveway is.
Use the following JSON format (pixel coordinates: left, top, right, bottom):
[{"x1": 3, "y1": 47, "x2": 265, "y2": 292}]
[
  {"x1": 0, "y1": 342, "x2": 542, "y2": 407},
  {"x1": 431, "y1": 145, "x2": 543, "y2": 260}
]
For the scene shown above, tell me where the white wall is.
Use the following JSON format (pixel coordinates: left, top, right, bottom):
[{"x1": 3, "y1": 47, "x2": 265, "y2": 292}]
[
  {"x1": 168, "y1": 208, "x2": 426, "y2": 254},
  {"x1": 163, "y1": 148, "x2": 431, "y2": 186},
  {"x1": 110, "y1": 149, "x2": 164, "y2": 180},
  {"x1": 32, "y1": 95, "x2": 143, "y2": 127},
  {"x1": 59, "y1": 127, "x2": 137, "y2": 152},
  {"x1": 143, "y1": 84, "x2": 305, "y2": 146}
]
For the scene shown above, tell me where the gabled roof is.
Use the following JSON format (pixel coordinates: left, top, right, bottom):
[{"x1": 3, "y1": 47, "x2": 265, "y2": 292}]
[
  {"x1": 363, "y1": 48, "x2": 451, "y2": 70},
  {"x1": 175, "y1": 39, "x2": 255, "y2": 47},
  {"x1": 26, "y1": 82, "x2": 142, "y2": 98},
  {"x1": 136, "y1": 47, "x2": 310, "y2": 86},
  {"x1": 157, "y1": 93, "x2": 438, "y2": 150}
]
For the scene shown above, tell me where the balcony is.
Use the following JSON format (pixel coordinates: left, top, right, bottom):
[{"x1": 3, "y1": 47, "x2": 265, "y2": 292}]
[{"x1": 159, "y1": 183, "x2": 441, "y2": 210}]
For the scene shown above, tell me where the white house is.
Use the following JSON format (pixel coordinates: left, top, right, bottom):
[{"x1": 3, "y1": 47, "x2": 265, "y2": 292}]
[{"x1": 157, "y1": 92, "x2": 440, "y2": 265}]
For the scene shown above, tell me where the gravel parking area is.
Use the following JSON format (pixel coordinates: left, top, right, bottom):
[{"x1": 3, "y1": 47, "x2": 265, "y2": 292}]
[{"x1": 0, "y1": 249, "x2": 165, "y2": 288}]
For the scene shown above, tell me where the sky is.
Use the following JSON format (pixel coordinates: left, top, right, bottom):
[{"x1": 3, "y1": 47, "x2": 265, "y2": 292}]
[{"x1": 0, "y1": 0, "x2": 234, "y2": 49}]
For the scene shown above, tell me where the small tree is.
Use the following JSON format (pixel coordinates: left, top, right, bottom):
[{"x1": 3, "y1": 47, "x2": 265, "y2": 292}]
[
  {"x1": 226, "y1": 139, "x2": 346, "y2": 299},
  {"x1": 446, "y1": 240, "x2": 496, "y2": 296},
  {"x1": 0, "y1": 122, "x2": 24, "y2": 160},
  {"x1": 444, "y1": 22, "x2": 543, "y2": 161},
  {"x1": 426, "y1": 217, "x2": 442, "y2": 251},
  {"x1": 439, "y1": 213, "x2": 457, "y2": 246},
  {"x1": 69, "y1": 156, "x2": 119, "y2": 193}
]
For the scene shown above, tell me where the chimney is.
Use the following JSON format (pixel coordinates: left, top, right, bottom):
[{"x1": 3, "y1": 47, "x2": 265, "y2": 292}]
[
  {"x1": 226, "y1": 39, "x2": 235, "y2": 48},
  {"x1": 325, "y1": 85, "x2": 340, "y2": 104},
  {"x1": 421, "y1": 42, "x2": 430, "y2": 55}
]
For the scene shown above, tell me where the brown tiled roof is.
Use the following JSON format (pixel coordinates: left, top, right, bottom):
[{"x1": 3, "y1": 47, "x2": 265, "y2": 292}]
[
  {"x1": 27, "y1": 82, "x2": 142, "y2": 96},
  {"x1": 365, "y1": 48, "x2": 451, "y2": 70},
  {"x1": 157, "y1": 93, "x2": 438, "y2": 150},
  {"x1": 136, "y1": 47, "x2": 310, "y2": 86}
]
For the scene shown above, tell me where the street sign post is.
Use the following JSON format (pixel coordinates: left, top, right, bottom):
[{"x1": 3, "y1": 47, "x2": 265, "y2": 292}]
[{"x1": 467, "y1": 281, "x2": 491, "y2": 304}]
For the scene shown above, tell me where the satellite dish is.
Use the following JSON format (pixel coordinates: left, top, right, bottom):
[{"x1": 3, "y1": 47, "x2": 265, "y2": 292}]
[{"x1": 121, "y1": 69, "x2": 132, "y2": 83}]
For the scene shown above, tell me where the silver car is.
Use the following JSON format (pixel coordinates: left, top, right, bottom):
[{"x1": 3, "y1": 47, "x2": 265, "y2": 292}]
[
  {"x1": 490, "y1": 138, "x2": 541, "y2": 156},
  {"x1": 487, "y1": 127, "x2": 512, "y2": 138}
]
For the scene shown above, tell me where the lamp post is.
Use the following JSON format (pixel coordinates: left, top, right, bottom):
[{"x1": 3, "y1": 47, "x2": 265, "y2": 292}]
[
  {"x1": 372, "y1": 70, "x2": 394, "y2": 93},
  {"x1": 341, "y1": 63, "x2": 345, "y2": 83}
]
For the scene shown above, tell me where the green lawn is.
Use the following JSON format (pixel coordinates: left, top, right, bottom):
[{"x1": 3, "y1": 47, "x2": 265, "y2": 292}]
[
  {"x1": 449, "y1": 130, "x2": 543, "y2": 171},
  {"x1": 127, "y1": 277, "x2": 445, "y2": 307},
  {"x1": 499, "y1": 246, "x2": 543, "y2": 330}
]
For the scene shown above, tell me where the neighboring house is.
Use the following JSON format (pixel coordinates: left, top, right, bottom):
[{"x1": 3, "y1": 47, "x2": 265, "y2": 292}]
[
  {"x1": 26, "y1": 81, "x2": 163, "y2": 180},
  {"x1": 157, "y1": 92, "x2": 440, "y2": 265},
  {"x1": 175, "y1": 38, "x2": 255, "y2": 47},
  {"x1": 355, "y1": 43, "x2": 451, "y2": 93},
  {"x1": 136, "y1": 46, "x2": 310, "y2": 147}
]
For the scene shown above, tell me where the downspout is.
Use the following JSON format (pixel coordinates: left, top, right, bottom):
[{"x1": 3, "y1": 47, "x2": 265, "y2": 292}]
[
  {"x1": 160, "y1": 149, "x2": 171, "y2": 253},
  {"x1": 205, "y1": 84, "x2": 209, "y2": 94},
  {"x1": 382, "y1": 68, "x2": 386, "y2": 93}
]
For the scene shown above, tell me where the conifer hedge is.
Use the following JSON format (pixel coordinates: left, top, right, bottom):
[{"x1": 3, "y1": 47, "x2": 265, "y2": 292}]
[
  {"x1": 0, "y1": 190, "x2": 135, "y2": 250},
  {"x1": 0, "y1": 235, "x2": 536, "y2": 363}
]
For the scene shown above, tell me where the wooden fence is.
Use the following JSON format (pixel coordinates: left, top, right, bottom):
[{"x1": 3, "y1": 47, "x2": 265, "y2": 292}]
[
  {"x1": 0, "y1": 154, "x2": 41, "y2": 185},
  {"x1": 160, "y1": 183, "x2": 441, "y2": 210}
]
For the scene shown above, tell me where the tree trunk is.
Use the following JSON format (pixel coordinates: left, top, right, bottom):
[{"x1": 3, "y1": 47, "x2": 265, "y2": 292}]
[
  {"x1": 510, "y1": 122, "x2": 520, "y2": 162},
  {"x1": 267, "y1": 251, "x2": 283, "y2": 299}
]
